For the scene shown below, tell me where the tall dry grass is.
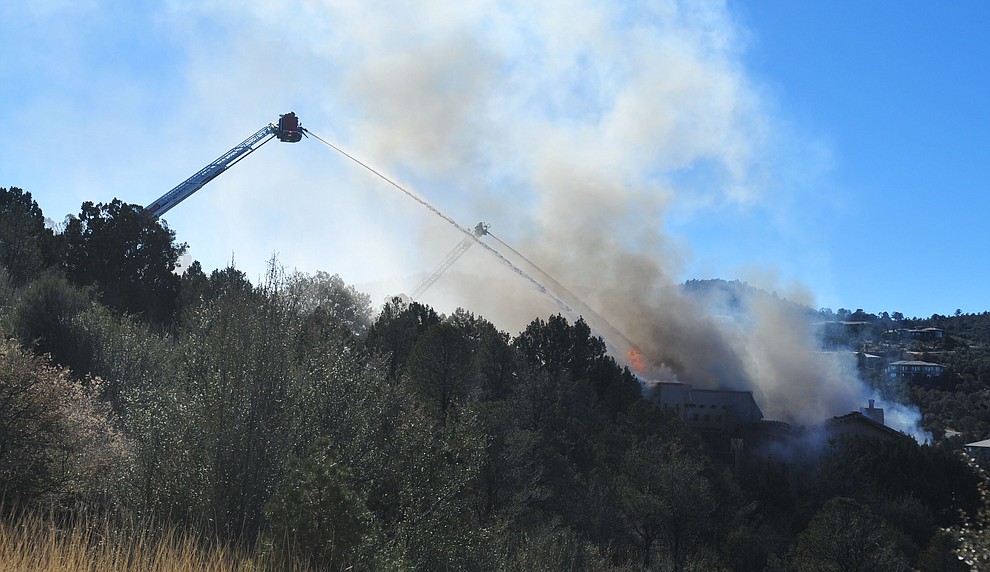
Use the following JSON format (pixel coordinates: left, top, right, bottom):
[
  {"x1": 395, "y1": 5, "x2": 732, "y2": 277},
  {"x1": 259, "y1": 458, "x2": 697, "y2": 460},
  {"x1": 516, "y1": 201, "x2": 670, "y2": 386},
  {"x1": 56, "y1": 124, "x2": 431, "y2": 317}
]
[{"x1": 0, "y1": 511, "x2": 287, "y2": 572}]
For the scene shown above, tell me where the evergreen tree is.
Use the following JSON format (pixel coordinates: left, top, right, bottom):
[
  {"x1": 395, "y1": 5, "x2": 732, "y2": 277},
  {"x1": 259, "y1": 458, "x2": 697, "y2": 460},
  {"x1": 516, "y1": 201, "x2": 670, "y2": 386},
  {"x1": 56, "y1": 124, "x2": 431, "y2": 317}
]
[
  {"x1": 62, "y1": 199, "x2": 186, "y2": 325},
  {"x1": 0, "y1": 187, "x2": 57, "y2": 285}
]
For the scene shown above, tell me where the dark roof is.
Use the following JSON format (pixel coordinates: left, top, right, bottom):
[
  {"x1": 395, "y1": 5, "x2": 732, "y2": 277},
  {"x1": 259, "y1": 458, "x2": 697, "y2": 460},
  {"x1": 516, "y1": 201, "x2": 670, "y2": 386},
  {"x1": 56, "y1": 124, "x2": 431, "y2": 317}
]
[
  {"x1": 826, "y1": 411, "x2": 910, "y2": 441},
  {"x1": 733, "y1": 419, "x2": 796, "y2": 439}
]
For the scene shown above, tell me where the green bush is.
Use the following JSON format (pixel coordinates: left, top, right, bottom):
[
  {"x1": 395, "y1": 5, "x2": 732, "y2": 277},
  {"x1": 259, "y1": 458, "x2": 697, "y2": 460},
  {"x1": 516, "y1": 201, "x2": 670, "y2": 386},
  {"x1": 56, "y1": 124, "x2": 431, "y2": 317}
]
[
  {"x1": 264, "y1": 438, "x2": 375, "y2": 570},
  {"x1": 12, "y1": 274, "x2": 91, "y2": 372}
]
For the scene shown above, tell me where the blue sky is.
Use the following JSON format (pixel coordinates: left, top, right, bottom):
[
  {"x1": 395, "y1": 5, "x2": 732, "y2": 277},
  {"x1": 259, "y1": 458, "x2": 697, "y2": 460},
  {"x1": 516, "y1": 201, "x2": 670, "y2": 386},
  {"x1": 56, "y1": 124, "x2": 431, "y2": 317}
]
[
  {"x1": 735, "y1": 1, "x2": 990, "y2": 318},
  {"x1": 1, "y1": 0, "x2": 987, "y2": 331}
]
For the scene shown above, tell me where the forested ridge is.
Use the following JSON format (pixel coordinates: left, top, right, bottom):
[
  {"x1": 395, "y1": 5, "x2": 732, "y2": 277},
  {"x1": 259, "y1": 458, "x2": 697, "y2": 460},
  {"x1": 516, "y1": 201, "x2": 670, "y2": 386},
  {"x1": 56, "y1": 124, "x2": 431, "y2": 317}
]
[{"x1": 2, "y1": 186, "x2": 989, "y2": 571}]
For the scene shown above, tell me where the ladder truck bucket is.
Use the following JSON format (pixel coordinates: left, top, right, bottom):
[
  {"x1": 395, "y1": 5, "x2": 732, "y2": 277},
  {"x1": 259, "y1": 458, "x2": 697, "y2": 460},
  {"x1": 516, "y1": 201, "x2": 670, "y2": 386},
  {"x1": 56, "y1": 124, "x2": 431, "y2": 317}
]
[{"x1": 277, "y1": 112, "x2": 304, "y2": 142}]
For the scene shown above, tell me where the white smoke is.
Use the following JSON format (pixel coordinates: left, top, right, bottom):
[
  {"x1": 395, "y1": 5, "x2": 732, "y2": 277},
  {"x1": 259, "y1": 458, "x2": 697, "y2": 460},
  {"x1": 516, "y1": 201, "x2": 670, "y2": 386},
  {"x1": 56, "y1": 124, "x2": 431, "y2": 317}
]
[{"x1": 876, "y1": 400, "x2": 931, "y2": 444}]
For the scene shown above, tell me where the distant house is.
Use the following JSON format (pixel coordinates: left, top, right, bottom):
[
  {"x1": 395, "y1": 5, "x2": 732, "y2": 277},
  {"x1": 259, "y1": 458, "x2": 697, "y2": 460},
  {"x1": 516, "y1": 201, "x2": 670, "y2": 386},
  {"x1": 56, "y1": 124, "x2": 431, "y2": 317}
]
[
  {"x1": 857, "y1": 352, "x2": 885, "y2": 373},
  {"x1": 886, "y1": 360, "x2": 945, "y2": 380},
  {"x1": 889, "y1": 327, "x2": 945, "y2": 341},
  {"x1": 815, "y1": 321, "x2": 871, "y2": 339}
]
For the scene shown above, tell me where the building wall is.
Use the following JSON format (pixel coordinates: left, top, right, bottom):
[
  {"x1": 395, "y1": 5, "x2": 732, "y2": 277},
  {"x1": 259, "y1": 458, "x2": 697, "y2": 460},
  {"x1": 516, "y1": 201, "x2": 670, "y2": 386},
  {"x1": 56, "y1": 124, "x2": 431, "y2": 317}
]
[
  {"x1": 886, "y1": 360, "x2": 944, "y2": 379},
  {"x1": 645, "y1": 382, "x2": 764, "y2": 453},
  {"x1": 648, "y1": 382, "x2": 691, "y2": 420}
]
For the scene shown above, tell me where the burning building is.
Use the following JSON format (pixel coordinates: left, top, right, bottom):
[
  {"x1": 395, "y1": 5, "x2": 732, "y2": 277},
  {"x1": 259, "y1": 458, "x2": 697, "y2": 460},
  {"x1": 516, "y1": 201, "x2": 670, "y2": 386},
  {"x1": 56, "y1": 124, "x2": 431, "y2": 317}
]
[{"x1": 645, "y1": 381, "x2": 764, "y2": 458}]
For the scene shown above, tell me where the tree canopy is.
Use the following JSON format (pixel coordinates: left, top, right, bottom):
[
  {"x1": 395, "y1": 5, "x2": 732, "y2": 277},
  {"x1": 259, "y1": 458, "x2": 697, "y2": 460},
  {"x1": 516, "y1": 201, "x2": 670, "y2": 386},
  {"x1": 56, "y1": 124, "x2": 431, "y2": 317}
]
[
  {"x1": 62, "y1": 199, "x2": 186, "y2": 324},
  {"x1": 0, "y1": 187, "x2": 57, "y2": 285}
]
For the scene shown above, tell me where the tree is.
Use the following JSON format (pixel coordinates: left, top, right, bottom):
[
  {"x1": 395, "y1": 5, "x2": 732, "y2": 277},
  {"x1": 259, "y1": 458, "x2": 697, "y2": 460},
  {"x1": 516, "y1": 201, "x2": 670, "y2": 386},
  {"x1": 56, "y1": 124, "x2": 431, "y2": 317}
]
[
  {"x1": 918, "y1": 530, "x2": 969, "y2": 572},
  {"x1": 62, "y1": 199, "x2": 186, "y2": 324},
  {"x1": 264, "y1": 438, "x2": 374, "y2": 570},
  {"x1": 12, "y1": 274, "x2": 92, "y2": 372},
  {"x1": 786, "y1": 497, "x2": 906, "y2": 572},
  {"x1": 207, "y1": 264, "x2": 253, "y2": 298},
  {"x1": 0, "y1": 187, "x2": 57, "y2": 285},
  {"x1": 0, "y1": 266, "x2": 14, "y2": 323},
  {"x1": 176, "y1": 266, "x2": 305, "y2": 539},
  {"x1": 0, "y1": 335, "x2": 126, "y2": 508},
  {"x1": 405, "y1": 322, "x2": 473, "y2": 426},
  {"x1": 818, "y1": 436, "x2": 979, "y2": 524},
  {"x1": 515, "y1": 315, "x2": 639, "y2": 419},
  {"x1": 616, "y1": 436, "x2": 714, "y2": 571},
  {"x1": 951, "y1": 456, "x2": 990, "y2": 570},
  {"x1": 515, "y1": 314, "x2": 583, "y2": 374},
  {"x1": 447, "y1": 308, "x2": 517, "y2": 402},
  {"x1": 286, "y1": 271, "x2": 373, "y2": 336},
  {"x1": 176, "y1": 260, "x2": 209, "y2": 318},
  {"x1": 365, "y1": 297, "x2": 440, "y2": 381}
]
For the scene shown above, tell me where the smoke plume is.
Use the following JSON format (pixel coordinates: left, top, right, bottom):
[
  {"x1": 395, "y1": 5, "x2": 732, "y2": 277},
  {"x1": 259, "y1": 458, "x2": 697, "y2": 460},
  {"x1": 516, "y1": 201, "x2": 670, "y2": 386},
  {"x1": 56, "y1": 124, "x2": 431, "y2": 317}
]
[{"x1": 180, "y1": 0, "x2": 917, "y2": 429}]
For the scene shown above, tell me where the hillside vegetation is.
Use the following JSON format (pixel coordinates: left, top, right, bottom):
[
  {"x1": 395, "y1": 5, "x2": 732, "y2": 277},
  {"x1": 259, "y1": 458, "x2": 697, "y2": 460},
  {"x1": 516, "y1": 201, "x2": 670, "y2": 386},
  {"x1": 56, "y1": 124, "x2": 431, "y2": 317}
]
[
  {"x1": 1, "y1": 186, "x2": 988, "y2": 571},
  {"x1": 811, "y1": 304, "x2": 990, "y2": 442}
]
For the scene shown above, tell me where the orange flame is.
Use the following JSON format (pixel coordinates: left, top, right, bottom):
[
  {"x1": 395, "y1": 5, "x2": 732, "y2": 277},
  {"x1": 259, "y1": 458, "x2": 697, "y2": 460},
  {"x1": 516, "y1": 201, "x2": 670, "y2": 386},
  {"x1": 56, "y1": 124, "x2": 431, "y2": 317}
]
[{"x1": 626, "y1": 346, "x2": 647, "y2": 375}]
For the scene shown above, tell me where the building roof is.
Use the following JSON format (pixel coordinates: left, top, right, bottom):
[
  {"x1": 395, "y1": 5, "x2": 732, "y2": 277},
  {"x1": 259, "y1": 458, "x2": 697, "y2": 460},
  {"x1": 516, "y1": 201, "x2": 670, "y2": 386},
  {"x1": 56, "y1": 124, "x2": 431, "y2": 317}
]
[{"x1": 826, "y1": 411, "x2": 911, "y2": 442}]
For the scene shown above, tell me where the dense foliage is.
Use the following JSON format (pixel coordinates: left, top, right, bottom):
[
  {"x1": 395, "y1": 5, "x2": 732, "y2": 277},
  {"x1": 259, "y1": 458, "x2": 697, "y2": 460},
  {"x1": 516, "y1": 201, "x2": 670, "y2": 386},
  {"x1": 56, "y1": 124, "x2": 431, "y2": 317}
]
[{"x1": 1, "y1": 188, "x2": 987, "y2": 570}]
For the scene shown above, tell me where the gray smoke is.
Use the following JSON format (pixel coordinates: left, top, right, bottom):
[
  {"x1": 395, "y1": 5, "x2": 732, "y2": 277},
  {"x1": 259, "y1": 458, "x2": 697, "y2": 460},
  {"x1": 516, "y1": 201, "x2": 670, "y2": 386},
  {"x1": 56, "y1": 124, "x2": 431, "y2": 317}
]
[
  {"x1": 329, "y1": 1, "x2": 902, "y2": 428},
  {"x1": 180, "y1": 0, "x2": 922, "y2": 430}
]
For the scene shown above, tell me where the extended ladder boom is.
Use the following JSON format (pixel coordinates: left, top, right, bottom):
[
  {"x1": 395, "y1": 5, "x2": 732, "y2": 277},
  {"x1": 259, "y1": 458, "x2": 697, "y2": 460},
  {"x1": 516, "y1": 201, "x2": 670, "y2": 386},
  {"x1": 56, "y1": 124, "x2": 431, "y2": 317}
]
[
  {"x1": 411, "y1": 222, "x2": 489, "y2": 299},
  {"x1": 145, "y1": 113, "x2": 304, "y2": 219}
]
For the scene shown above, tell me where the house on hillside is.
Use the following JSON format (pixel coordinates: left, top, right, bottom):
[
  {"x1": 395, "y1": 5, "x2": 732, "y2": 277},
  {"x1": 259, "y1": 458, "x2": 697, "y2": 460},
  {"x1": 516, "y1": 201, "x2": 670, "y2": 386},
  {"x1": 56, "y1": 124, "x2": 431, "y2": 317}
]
[
  {"x1": 886, "y1": 360, "x2": 945, "y2": 380},
  {"x1": 888, "y1": 327, "x2": 945, "y2": 342},
  {"x1": 736, "y1": 400, "x2": 907, "y2": 456},
  {"x1": 911, "y1": 327, "x2": 945, "y2": 341},
  {"x1": 825, "y1": 410, "x2": 909, "y2": 442},
  {"x1": 730, "y1": 402, "x2": 911, "y2": 496},
  {"x1": 815, "y1": 321, "x2": 872, "y2": 347},
  {"x1": 857, "y1": 352, "x2": 885, "y2": 374},
  {"x1": 815, "y1": 320, "x2": 871, "y2": 334}
]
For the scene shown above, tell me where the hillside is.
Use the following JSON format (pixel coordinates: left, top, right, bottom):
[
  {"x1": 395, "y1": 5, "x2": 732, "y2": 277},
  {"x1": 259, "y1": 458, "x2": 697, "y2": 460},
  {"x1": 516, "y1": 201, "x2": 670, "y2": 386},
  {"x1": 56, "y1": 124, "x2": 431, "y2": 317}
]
[{"x1": 812, "y1": 306, "x2": 990, "y2": 444}]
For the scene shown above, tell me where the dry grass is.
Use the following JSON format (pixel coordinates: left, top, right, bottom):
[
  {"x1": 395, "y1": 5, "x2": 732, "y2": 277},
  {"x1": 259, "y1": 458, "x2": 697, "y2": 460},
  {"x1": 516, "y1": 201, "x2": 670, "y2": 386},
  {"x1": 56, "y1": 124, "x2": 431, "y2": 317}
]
[{"x1": 0, "y1": 511, "x2": 278, "y2": 572}]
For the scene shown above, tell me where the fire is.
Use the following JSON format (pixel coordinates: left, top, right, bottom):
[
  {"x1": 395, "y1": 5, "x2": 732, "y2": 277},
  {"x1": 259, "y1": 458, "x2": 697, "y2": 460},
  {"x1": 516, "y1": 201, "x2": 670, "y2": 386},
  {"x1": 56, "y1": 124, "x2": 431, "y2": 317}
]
[{"x1": 626, "y1": 346, "x2": 647, "y2": 375}]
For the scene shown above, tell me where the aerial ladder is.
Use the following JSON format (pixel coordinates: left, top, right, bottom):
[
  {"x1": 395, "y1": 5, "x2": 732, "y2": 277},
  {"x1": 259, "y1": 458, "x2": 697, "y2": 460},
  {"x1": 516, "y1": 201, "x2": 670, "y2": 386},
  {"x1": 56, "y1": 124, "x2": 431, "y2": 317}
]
[
  {"x1": 144, "y1": 112, "x2": 305, "y2": 219},
  {"x1": 144, "y1": 112, "x2": 483, "y2": 300},
  {"x1": 411, "y1": 222, "x2": 490, "y2": 299}
]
